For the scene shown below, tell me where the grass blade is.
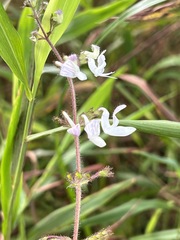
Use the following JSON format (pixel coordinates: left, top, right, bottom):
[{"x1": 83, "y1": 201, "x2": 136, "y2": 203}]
[
  {"x1": 120, "y1": 120, "x2": 180, "y2": 139},
  {"x1": 0, "y1": 3, "x2": 32, "y2": 100}
]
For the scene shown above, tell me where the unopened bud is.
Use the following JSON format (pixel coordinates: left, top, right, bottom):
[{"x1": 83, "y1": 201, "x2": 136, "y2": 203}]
[
  {"x1": 67, "y1": 172, "x2": 91, "y2": 188},
  {"x1": 99, "y1": 166, "x2": 114, "y2": 178},
  {"x1": 30, "y1": 30, "x2": 39, "y2": 42},
  {"x1": 52, "y1": 10, "x2": 63, "y2": 25}
]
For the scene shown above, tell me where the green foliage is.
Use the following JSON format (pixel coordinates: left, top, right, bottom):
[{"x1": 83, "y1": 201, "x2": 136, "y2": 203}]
[
  {"x1": 60, "y1": 0, "x2": 136, "y2": 43},
  {"x1": 0, "y1": 3, "x2": 32, "y2": 100},
  {"x1": 28, "y1": 180, "x2": 134, "y2": 239}
]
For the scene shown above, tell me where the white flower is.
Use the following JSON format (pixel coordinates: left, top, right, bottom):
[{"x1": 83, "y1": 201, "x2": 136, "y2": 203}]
[
  {"x1": 59, "y1": 54, "x2": 87, "y2": 81},
  {"x1": 99, "y1": 105, "x2": 136, "y2": 136},
  {"x1": 81, "y1": 44, "x2": 100, "y2": 59},
  {"x1": 62, "y1": 111, "x2": 81, "y2": 137},
  {"x1": 87, "y1": 50, "x2": 115, "y2": 78},
  {"x1": 81, "y1": 114, "x2": 106, "y2": 148}
]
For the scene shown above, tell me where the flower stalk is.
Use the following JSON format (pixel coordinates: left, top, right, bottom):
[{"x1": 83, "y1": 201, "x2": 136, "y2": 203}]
[
  {"x1": 26, "y1": 2, "x2": 136, "y2": 239},
  {"x1": 29, "y1": 4, "x2": 82, "y2": 239}
]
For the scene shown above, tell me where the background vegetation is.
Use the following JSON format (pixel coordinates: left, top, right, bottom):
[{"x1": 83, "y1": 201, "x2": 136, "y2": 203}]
[{"x1": 0, "y1": 0, "x2": 180, "y2": 239}]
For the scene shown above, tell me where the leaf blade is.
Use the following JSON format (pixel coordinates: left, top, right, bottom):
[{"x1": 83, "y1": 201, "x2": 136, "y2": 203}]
[
  {"x1": 0, "y1": 3, "x2": 32, "y2": 100},
  {"x1": 120, "y1": 120, "x2": 180, "y2": 139}
]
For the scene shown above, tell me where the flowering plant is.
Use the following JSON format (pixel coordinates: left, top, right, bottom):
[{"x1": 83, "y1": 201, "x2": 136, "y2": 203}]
[{"x1": 0, "y1": 1, "x2": 137, "y2": 240}]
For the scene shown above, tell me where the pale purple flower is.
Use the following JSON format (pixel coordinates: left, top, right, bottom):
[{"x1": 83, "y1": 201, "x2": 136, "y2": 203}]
[
  {"x1": 99, "y1": 105, "x2": 136, "y2": 137},
  {"x1": 87, "y1": 50, "x2": 115, "y2": 78},
  {"x1": 62, "y1": 111, "x2": 81, "y2": 137},
  {"x1": 59, "y1": 54, "x2": 87, "y2": 81},
  {"x1": 81, "y1": 114, "x2": 106, "y2": 148}
]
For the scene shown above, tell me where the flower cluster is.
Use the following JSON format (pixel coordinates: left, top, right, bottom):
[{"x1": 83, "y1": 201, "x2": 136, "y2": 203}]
[
  {"x1": 62, "y1": 105, "x2": 136, "y2": 148},
  {"x1": 55, "y1": 45, "x2": 115, "y2": 80}
]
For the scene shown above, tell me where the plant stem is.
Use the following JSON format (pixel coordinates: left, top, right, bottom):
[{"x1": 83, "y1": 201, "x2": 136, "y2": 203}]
[
  {"x1": 67, "y1": 77, "x2": 82, "y2": 240},
  {"x1": 73, "y1": 186, "x2": 82, "y2": 240},
  {"x1": 7, "y1": 91, "x2": 37, "y2": 240},
  {"x1": 73, "y1": 134, "x2": 82, "y2": 240},
  {"x1": 32, "y1": 7, "x2": 82, "y2": 240},
  {"x1": 32, "y1": 6, "x2": 63, "y2": 63}
]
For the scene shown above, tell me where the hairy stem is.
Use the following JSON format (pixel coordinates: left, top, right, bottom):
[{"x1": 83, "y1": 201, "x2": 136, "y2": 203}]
[
  {"x1": 73, "y1": 186, "x2": 82, "y2": 240},
  {"x1": 32, "y1": 6, "x2": 82, "y2": 239}
]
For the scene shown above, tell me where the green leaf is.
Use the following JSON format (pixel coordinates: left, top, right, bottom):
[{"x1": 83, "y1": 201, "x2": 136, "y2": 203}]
[
  {"x1": 119, "y1": 120, "x2": 180, "y2": 139},
  {"x1": 1, "y1": 87, "x2": 23, "y2": 235},
  {"x1": 34, "y1": 0, "x2": 80, "y2": 90},
  {"x1": 97, "y1": 0, "x2": 167, "y2": 44},
  {"x1": 144, "y1": 55, "x2": 180, "y2": 79},
  {"x1": 133, "y1": 151, "x2": 179, "y2": 169},
  {"x1": 0, "y1": 3, "x2": 32, "y2": 100},
  {"x1": 60, "y1": 0, "x2": 136, "y2": 43},
  {"x1": 26, "y1": 126, "x2": 66, "y2": 142},
  {"x1": 18, "y1": 7, "x2": 35, "y2": 74},
  {"x1": 130, "y1": 229, "x2": 179, "y2": 240},
  {"x1": 28, "y1": 179, "x2": 135, "y2": 239},
  {"x1": 80, "y1": 199, "x2": 171, "y2": 227}
]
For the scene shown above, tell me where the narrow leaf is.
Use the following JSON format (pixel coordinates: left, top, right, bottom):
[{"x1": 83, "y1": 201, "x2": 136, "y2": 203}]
[
  {"x1": 0, "y1": 3, "x2": 32, "y2": 100},
  {"x1": 130, "y1": 229, "x2": 179, "y2": 240},
  {"x1": 144, "y1": 55, "x2": 180, "y2": 79},
  {"x1": 120, "y1": 120, "x2": 180, "y2": 139},
  {"x1": 80, "y1": 199, "x2": 171, "y2": 227},
  {"x1": 1, "y1": 87, "x2": 23, "y2": 234}
]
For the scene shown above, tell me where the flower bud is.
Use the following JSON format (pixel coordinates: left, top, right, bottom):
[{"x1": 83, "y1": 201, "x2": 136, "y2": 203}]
[{"x1": 52, "y1": 10, "x2": 63, "y2": 25}]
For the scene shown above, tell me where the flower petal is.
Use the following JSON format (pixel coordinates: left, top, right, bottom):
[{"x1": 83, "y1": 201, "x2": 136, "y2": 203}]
[
  {"x1": 82, "y1": 44, "x2": 100, "y2": 59},
  {"x1": 88, "y1": 136, "x2": 106, "y2": 148},
  {"x1": 68, "y1": 54, "x2": 78, "y2": 63},
  {"x1": 97, "y1": 50, "x2": 106, "y2": 69},
  {"x1": 76, "y1": 71, "x2": 87, "y2": 81},
  {"x1": 87, "y1": 58, "x2": 97, "y2": 76},
  {"x1": 88, "y1": 53, "x2": 106, "y2": 77},
  {"x1": 60, "y1": 59, "x2": 87, "y2": 80},
  {"x1": 84, "y1": 119, "x2": 101, "y2": 137},
  {"x1": 87, "y1": 50, "x2": 115, "y2": 78},
  {"x1": 62, "y1": 111, "x2": 81, "y2": 136},
  {"x1": 60, "y1": 60, "x2": 77, "y2": 78},
  {"x1": 67, "y1": 124, "x2": 81, "y2": 137},
  {"x1": 99, "y1": 106, "x2": 136, "y2": 137},
  {"x1": 112, "y1": 104, "x2": 126, "y2": 127},
  {"x1": 105, "y1": 126, "x2": 136, "y2": 137},
  {"x1": 82, "y1": 115, "x2": 106, "y2": 147},
  {"x1": 98, "y1": 107, "x2": 111, "y2": 133},
  {"x1": 98, "y1": 72, "x2": 116, "y2": 79},
  {"x1": 62, "y1": 111, "x2": 75, "y2": 127}
]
